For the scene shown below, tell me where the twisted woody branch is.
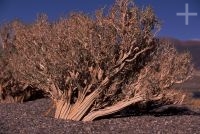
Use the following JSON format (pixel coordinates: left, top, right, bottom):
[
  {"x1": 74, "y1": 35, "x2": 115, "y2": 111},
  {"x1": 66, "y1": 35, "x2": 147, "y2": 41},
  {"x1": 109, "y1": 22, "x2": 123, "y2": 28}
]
[{"x1": 0, "y1": 0, "x2": 192, "y2": 121}]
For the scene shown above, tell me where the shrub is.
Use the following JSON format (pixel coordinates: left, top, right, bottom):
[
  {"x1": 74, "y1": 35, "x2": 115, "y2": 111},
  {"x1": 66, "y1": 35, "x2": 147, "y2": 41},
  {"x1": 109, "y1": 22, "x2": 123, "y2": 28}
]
[
  {"x1": 0, "y1": 30, "x2": 29, "y2": 103},
  {"x1": 0, "y1": 0, "x2": 192, "y2": 121},
  {"x1": 0, "y1": 23, "x2": 44, "y2": 103}
]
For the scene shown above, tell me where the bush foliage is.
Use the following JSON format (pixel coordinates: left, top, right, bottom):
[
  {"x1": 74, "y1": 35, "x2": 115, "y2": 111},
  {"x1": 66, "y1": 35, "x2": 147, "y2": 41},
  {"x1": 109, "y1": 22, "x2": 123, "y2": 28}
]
[{"x1": 0, "y1": 0, "x2": 192, "y2": 121}]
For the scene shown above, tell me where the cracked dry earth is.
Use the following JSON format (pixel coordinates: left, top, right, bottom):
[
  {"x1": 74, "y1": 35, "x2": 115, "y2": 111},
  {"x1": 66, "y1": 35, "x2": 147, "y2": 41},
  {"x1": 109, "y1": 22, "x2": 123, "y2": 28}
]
[{"x1": 0, "y1": 98, "x2": 200, "y2": 134}]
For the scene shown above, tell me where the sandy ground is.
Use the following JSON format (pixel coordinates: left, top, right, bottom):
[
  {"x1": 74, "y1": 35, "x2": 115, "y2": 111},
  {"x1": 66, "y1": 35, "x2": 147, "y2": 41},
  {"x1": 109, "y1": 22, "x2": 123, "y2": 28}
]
[{"x1": 0, "y1": 98, "x2": 200, "y2": 134}]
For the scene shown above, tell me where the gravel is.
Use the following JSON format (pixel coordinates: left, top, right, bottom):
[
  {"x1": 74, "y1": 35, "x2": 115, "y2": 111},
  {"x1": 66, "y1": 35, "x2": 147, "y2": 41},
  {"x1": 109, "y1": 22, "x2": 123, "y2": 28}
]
[{"x1": 0, "y1": 99, "x2": 200, "y2": 134}]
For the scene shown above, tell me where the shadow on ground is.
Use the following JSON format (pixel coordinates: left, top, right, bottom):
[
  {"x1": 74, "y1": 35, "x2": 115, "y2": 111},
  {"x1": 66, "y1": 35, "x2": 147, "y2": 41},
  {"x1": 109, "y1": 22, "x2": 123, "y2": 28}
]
[{"x1": 96, "y1": 104, "x2": 200, "y2": 120}]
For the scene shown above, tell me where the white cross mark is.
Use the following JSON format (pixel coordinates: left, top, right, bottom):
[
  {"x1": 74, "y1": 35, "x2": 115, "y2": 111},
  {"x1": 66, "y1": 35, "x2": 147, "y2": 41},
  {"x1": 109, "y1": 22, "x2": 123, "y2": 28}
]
[{"x1": 176, "y1": 3, "x2": 198, "y2": 25}]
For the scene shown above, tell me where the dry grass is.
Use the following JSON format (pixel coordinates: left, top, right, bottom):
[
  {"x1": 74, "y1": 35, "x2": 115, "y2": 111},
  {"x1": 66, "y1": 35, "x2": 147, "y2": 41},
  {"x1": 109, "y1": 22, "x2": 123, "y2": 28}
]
[
  {"x1": 174, "y1": 71, "x2": 200, "y2": 109},
  {"x1": 188, "y1": 99, "x2": 200, "y2": 108},
  {"x1": 182, "y1": 92, "x2": 200, "y2": 109}
]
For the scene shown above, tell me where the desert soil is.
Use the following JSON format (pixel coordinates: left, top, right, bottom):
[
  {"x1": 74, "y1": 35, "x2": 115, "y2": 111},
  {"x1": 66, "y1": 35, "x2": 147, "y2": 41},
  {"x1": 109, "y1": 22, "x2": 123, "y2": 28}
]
[{"x1": 0, "y1": 98, "x2": 200, "y2": 134}]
